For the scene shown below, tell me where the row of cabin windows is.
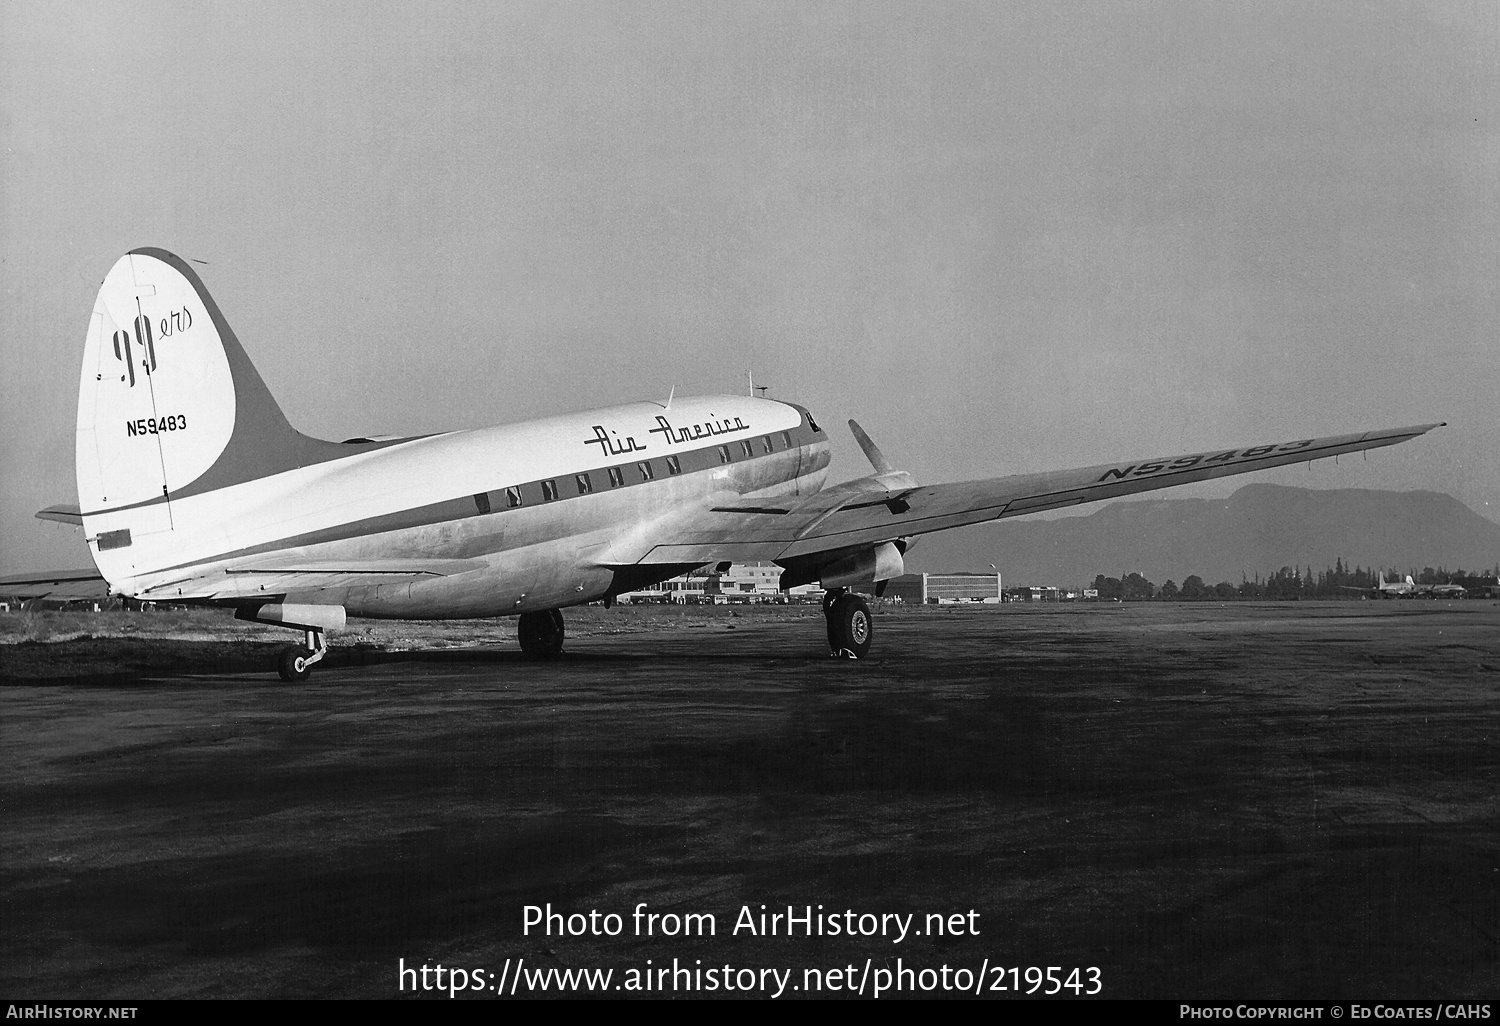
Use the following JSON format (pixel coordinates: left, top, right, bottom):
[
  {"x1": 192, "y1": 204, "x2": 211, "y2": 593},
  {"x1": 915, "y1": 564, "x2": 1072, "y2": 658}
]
[
  {"x1": 481, "y1": 429, "x2": 801, "y2": 509},
  {"x1": 718, "y1": 436, "x2": 781, "y2": 464}
]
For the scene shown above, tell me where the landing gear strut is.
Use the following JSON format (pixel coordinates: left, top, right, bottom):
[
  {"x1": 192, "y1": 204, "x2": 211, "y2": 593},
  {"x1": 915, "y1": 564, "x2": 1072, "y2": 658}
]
[
  {"x1": 518, "y1": 609, "x2": 565, "y2": 659},
  {"x1": 277, "y1": 628, "x2": 328, "y2": 682},
  {"x1": 823, "y1": 589, "x2": 873, "y2": 659}
]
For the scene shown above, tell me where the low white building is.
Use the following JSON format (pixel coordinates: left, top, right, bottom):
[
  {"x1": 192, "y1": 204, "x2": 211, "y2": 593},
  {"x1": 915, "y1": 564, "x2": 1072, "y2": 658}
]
[{"x1": 616, "y1": 562, "x2": 823, "y2": 604}]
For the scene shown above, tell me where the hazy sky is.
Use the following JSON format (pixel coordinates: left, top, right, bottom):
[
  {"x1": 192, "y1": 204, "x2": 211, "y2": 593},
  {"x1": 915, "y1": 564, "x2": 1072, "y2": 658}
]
[{"x1": 3, "y1": 1, "x2": 1496, "y2": 572}]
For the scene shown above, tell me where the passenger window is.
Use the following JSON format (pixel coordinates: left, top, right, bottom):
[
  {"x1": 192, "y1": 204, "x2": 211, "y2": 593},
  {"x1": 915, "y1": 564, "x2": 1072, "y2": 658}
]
[
  {"x1": 780, "y1": 430, "x2": 792, "y2": 448},
  {"x1": 666, "y1": 455, "x2": 681, "y2": 475},
  {"x1": 473, "y1": 492, "x2": 491, "y2": 514},
  {"x1": 608, "y1": 466, "x2": 624, "y2": 488},
  {"x1": 541, "y1": 479, "x2": 558, "y2": 501},
  {"x1": 576, "y1": 473, "x2": 592, "y2": 494},
  {"x1": 638, "y1": 461, "x2": 655, "y2": 481},
  {"x1": 717, "y1": 444, "x2": 731, "y2": 463},
  {"x1": 506, "y1": 486, "x2": 523, "y2": 508},
  {"x1": 740, "y1": 440, "x2": 754, "y2": 459},
  {"x1": 761, "y1": 435, "x2": 773, "y2": 454}
]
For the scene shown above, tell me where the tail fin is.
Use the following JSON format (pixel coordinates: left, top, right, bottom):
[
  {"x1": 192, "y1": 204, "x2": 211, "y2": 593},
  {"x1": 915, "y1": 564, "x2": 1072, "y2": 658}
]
[{"x1": 77, "y1": 249, "x2": 374, "y2": 577}]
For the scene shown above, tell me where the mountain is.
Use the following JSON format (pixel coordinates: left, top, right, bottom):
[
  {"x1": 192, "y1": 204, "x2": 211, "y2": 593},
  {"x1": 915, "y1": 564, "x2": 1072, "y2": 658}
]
[{"x1": 904, "y1": 485, "x2": 1500, "y2": 587}]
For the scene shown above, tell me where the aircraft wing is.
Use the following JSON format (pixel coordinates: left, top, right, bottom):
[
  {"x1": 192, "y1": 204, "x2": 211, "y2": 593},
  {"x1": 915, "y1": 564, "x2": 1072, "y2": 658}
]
[{"x1": 629, "y1": 422, "x2": 1444, "y2": 565}]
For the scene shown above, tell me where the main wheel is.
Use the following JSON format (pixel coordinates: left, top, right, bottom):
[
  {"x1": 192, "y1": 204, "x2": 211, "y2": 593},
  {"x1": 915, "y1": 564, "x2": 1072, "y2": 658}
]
[
  {"x1": 518, "y1": 609, "x2": 565, "y2": 659},
  {"x1": 278, "y1": 646, "x2": 314, "y2": 682},
  {"x1": 827, "y1": 593, "x2": 873, "y2": 659}
]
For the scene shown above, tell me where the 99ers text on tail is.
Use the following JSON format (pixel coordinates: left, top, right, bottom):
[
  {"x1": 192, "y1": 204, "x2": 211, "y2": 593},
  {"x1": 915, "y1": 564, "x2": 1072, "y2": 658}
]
[{"x1": 125, "y1": 415, "x2": 186, "y2": 437}]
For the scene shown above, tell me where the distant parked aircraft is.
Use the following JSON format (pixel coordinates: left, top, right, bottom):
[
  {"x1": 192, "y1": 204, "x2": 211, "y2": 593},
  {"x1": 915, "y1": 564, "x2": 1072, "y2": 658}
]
[
  {"x1": 1342, "y1": 573, "x2": 1466, "y2": 599},
  {"x1": 2, "y1": 249, "x2": 1447, "y2": 677},
  {"x1": 1376, "y1": 573, "x2": 1420, "y2": 598}
]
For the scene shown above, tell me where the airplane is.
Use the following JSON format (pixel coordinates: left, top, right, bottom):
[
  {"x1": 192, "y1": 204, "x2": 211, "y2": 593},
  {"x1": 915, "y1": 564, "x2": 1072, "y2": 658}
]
[
  {"x1": 1341, "y1": 572, "x2": 1422, "y2": 598},
  {"x1": 1424, "y1": 581, "x2": 1468, "y2": 599},
  {"x1": 1340, "y1": 573, "x2": 1466, "y2": 600},
  {"x1": 7, "y1": 249, "x2": 1446, "y2": 679}
]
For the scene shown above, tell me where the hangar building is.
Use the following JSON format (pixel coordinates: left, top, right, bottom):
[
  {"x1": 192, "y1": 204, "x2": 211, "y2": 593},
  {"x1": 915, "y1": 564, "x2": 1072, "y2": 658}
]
[{"x1": 870, "y1": 572, "x2": 1003, "y2": 604}]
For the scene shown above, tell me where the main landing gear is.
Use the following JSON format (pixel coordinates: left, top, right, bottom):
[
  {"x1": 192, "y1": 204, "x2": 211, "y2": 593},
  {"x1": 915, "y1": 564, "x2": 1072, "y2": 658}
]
[
  {"x1": 518, "y1": 609, "x2": 565, "y2": 659},
  {"x1": 823, "y1": 588, "x2": 873, "y2": 659},
  {"x1": 277, "y1": 628, "x2": 328, "y2": 682}
]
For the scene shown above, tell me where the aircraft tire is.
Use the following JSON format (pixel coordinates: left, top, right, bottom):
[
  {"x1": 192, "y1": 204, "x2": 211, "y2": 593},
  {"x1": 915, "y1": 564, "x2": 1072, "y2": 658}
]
[
  {"x1": 827, "y1": 593, "x2": 873, "y2": 659},
  {"x1": 518, "y1": 610, "x2": 565, "y2": 659},
  {"x1": 278, "y1": 646, "x2": 314, "y2": 682}
]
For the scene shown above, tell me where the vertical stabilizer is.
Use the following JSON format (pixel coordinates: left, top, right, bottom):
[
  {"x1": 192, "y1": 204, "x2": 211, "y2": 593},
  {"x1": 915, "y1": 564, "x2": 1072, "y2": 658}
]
[
  {"x1": 78, "y1": 252, "x2": 238, "y2": 535},
  {"x1": 76, "y1": 249, "x2": 382, "y2": 582}
]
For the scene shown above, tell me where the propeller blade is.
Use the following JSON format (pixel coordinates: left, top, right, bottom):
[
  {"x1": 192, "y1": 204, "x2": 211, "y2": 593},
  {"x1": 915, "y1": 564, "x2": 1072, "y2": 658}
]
[{"x1": 848, "y1": 419, "x2": 895, "y2": 475}]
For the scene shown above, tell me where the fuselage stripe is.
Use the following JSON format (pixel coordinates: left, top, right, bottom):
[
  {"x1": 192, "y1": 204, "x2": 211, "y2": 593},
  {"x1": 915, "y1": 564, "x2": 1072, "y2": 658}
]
[{"x1": 142, "y1": 417, "x2": 823, "y2": 575}]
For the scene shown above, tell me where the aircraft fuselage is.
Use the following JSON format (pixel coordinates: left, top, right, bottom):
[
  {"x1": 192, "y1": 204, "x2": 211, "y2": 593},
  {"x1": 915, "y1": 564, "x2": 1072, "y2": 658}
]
[{"x1": 106, "y1": 395, "x2": 831, "y2": 617}]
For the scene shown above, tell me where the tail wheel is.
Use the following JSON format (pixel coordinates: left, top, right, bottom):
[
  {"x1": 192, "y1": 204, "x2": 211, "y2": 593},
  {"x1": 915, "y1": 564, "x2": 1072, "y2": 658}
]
[
  {"x1": 278, "y1": 646, "x2": 314, "y2": 682},
  {"x1": 827, "y1": 593, "x2": 873, "y2": 659},
  {"x1": 518, "y1": 609, "x2": 565, "y2": 659}
]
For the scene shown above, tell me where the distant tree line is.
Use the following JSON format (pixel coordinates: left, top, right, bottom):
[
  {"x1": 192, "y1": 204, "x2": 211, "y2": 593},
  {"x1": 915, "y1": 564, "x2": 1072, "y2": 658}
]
[{"x1": 1091, "y1": 561, "x2": 1500, "y2": 601}]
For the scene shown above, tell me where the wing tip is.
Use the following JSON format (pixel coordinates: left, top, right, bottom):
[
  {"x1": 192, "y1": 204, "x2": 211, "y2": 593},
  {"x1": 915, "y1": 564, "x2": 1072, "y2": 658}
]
[{"x1": 1369, "y1": 422, "x2": 1444, "y2": 440}]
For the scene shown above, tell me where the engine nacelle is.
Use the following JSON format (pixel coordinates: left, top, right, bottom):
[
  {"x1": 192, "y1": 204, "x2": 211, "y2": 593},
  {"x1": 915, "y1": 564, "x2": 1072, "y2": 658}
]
[{"x1": 819, "y1": 541, "x2": 905, "y2": 590}]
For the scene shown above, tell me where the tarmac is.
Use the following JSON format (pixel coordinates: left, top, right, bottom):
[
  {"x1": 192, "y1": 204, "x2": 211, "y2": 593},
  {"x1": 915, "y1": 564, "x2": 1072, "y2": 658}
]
[{"x1": 2, "y1": 601, "x2": 1497, "y2": 999}]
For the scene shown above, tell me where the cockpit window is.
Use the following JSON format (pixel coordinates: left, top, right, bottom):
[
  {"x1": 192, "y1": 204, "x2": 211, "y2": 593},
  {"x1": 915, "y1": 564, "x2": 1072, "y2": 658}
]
[{"x1": 806, "y1": 412, "x2": 821, "y2": 434}]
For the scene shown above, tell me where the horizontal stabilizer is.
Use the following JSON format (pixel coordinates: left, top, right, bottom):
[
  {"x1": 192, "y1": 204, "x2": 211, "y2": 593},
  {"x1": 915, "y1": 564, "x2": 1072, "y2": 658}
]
[
  {"x1": 0, "y1": 569, "x2": 109, "y2": 600},
  {"x1": 35, "y1": 504, "x2": 83, "y2": 526}
]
